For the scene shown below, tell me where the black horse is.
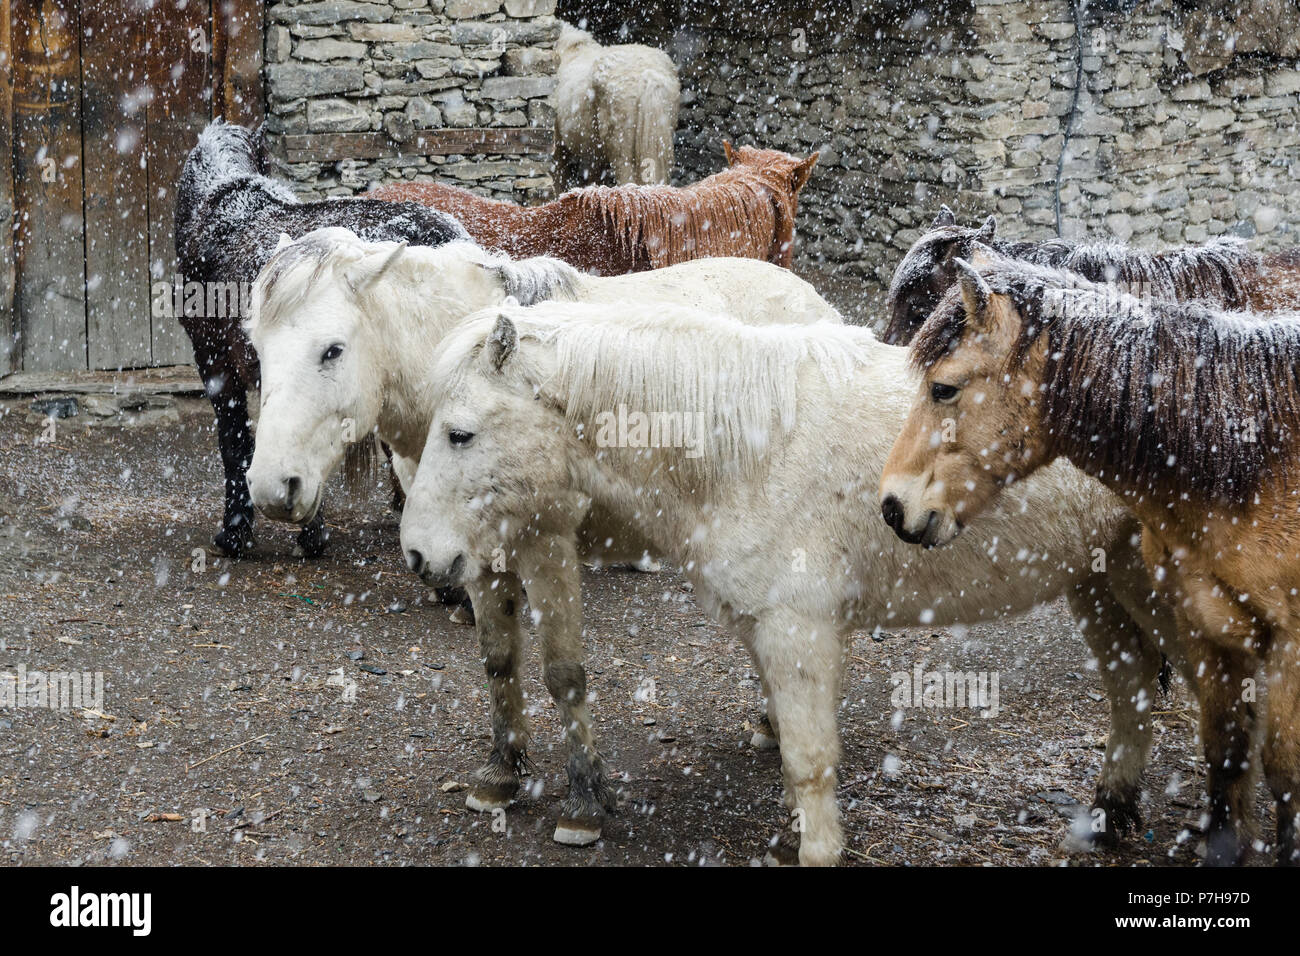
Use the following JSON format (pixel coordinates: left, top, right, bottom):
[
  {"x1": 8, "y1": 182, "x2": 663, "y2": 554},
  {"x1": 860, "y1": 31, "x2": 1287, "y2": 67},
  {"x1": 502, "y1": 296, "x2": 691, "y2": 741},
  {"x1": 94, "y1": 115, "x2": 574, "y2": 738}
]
[{"x1": 175, "y1": 120, "x2": 469, "y2": 558}]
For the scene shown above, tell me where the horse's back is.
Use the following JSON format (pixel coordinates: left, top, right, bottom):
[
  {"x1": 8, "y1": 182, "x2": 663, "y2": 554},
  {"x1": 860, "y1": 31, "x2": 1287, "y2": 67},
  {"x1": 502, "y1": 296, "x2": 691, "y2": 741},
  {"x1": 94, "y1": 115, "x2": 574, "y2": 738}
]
[{"x1": 596, "y1": 256, "x2": 841, "y2": 325}]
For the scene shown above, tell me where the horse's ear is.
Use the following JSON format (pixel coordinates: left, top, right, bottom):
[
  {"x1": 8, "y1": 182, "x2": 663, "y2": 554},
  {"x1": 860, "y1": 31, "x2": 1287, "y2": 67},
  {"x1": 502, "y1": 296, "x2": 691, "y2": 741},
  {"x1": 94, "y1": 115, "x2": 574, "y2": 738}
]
[
  {"x1": 791, "y1": 152, "x2": 819, "y2": 193},
  {"x1": 486, "y1": 314, "x2": 518, "y2": 373},
  {"x1": 253, "y1": 120, "x2": 271, "y2": 172},
  {"x1": 954, "y1": 258, "x2": 991, "y2": 324},
  {"x1": 722, "y1": 141, "x2": 736, "y2": 165},
  {"x1": 932, "y1": 205, "x2": 956, "y2": 228},
  {"x1": 346, "y1": 241, "x2": 408, "y2": 294},
  {"x1": 975, "y1": 215, "x2": 997, "y2": 241},
  {"x1": 275, "y1": 232, "x2": 294, "y2": 253}
]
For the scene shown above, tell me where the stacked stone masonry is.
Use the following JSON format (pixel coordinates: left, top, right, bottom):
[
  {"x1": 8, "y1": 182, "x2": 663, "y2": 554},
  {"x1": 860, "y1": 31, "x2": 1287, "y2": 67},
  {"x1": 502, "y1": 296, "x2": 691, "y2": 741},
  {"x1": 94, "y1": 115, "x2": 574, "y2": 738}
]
[
  {"x1": 265, "y1": 0, "x2": 1300, "y2": 321},
  {"x1": 265, "y1": 0, "x2": 561, "y2": 202}
]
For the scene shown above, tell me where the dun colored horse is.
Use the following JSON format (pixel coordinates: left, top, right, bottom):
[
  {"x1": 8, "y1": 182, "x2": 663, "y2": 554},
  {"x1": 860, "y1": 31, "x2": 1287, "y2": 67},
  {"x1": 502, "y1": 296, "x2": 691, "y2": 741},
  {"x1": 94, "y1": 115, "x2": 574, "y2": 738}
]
[
  {"x1": 881, "y1": 206, "x2": 1300, "y2": 344},
  {"x1": 880, "y1": 253, "x2": 1300, "y2": 866},
  {"x1": 174, "y1": 120, "x2": 468, "y2": 557},
  {"x1": 368, "y1": 144, "x2": 818, "y2": 274}
]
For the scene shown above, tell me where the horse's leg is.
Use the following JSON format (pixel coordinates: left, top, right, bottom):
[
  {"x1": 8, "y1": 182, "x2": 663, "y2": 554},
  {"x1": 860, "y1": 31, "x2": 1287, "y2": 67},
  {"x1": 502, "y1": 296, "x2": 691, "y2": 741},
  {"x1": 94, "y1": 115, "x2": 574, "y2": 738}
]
[
  {"x1": 1178, "y1": 578, "x2": 1259, "y2": 866},
  {"x1": 730, "y1": 616, "x2": 780, "y2": 751},
  {"x1": 463, "y1": 572, "x2": 530, "y2": 813},
  {"x1": 193, "y1": 340, "x2": 257, "y2": 558},
  {"x1": 1262, "y1": 631, "x2": 1300, "y2": 865},
  {"x1": 1066, "y1": 572, "x2": 1165, "y2": 847},
  {"x1": 516, "y1": 534, "x2": 614, "y2": 846},
  {"x1": 752, "y1": 674, "x2": 781, "y2": 752},
  {"x1": 752, "y1": 611, "x2": 844, "y2": 866}
]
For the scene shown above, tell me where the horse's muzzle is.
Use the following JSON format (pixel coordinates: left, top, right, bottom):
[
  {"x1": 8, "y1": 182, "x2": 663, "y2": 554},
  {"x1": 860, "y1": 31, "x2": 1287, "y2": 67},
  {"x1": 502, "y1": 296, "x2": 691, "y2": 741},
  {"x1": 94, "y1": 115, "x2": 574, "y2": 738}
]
[
  {"x1": 881, "y1": 495, "x2": 949, "y2": 548},
  {"x1": 254, "y1": 474, "x2": 318, "y2": 524},
  {"x1": 407, "y1": 549, "x2": 466, "y2": 589}
]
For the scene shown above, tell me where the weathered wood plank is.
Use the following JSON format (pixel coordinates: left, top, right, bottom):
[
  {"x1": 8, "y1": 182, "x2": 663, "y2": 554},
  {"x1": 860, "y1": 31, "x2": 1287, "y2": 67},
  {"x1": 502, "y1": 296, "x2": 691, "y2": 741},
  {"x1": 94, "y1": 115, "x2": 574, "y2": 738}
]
[
  {"x1": 12, "y1": 0, "x2": 87, "y2": 371},
  {"x1": 0, "y1": 0, "x2": 16, "y2": 373},
  {"x1": 213, "y1": 0, "x2": 264, "y2": 127},
  {"x1": 0, "y1": 364, "x2": 204, "y2": 395},
  {"x1": 147, "y1": 0, "x2": 211, "y2": 366},
  {"x1": 81, "y1": 0, "x2": 152, "y2": 370},
  {"x1": 281, "y1": 128, "x2": 555, "y2": 164}
]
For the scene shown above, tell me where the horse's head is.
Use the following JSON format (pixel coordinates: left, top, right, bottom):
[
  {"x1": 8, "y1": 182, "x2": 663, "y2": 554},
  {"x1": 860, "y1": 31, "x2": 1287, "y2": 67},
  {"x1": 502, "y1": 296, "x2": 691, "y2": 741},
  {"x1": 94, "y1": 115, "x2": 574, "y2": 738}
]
[
  {"x1": 555, "y1": 22, "x2": 596, "y2": 59},
  {"x1": 245, "y1": 227, "x2": 405, "y2": 523},
  {"x1": 722, "y1": 142, "x2": 819, "y2": 195},
  {"x1": 400, "y1": 309, "x2": 585, "y2": 588},
  {"x1": 879, "y1": 258, "x2": 1051, "y2": 549},
  {"x1": 721, "y1": 143, "x2": 819, "y2": 266},
  {"x1": 178, "y1": 119, "x2": 263, "y2": 200},
  {"x1": 882, "y1": 208, "x2": 999, "y2": 345}
]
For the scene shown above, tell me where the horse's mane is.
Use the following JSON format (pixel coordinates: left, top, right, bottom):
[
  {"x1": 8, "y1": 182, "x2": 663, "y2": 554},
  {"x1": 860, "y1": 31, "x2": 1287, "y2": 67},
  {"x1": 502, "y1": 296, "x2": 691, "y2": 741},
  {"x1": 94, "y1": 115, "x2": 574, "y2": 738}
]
[
  {"x1": 250, "y1": 229, "x2": 581, "y2": 334},
  {"x1": 884, "y1": 219, "x2": 1265, "y2": 344},
  {"x1": 563, "y1": 151, "x2": 806, "y2": 268},
  {"x1": 911, "y1": 258, "x2": 1300, "y2": 504},
  {"x1": 460, "y1": 303, "x2": 872, "y2": 493}
]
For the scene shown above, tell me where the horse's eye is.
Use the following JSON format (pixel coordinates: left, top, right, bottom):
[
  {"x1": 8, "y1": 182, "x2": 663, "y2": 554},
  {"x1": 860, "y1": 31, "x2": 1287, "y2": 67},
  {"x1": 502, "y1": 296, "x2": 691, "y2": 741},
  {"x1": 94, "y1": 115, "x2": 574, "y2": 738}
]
[
  {"x1": 449, "y1": 429, "x2": 474, "y2": 447},
  {"x1": 931, "y1": 382, "x2": 960, "y2": 404},
  {"x1": 321, "y1": 343, "x2": 344, "y2": 363}
]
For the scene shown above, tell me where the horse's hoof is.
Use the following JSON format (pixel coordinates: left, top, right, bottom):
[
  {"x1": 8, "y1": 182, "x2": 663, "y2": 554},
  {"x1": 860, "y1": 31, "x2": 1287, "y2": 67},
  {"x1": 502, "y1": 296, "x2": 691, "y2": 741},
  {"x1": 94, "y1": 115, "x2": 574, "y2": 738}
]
[
  {"x1": 213, "y1": 527, "x2": 255, "y2": 558},
  {"x1": 1074, "y1": 787, "x2": 1140, "y2": 851},
  {"x1": 434, "y1": 586, "x2": 467, "y2": 606},
  {"x1": 630, "y1": 557, "x2": 662, "y2": 573},
  {"x1": 763, "y1": 832, "x2": 800, "y2": 867},
  {"x1": 448, "y1": 603, "x2": 475, "y2": 626},
  {"x1": 553, "y1": 817, "x2": 602, "y2": 846},
  {"x1": 294, "y1": 528, "x2": 329, "y2": 559},
  {"x1": 1204, "y1": 829, "x2": 1245, "y2": 867},
  {"x1": 465, "y1": 781, "x2": 516, "y2": 813},
  {"x1": 750, "y1": 715, "x2": 779, "y2": 751}
]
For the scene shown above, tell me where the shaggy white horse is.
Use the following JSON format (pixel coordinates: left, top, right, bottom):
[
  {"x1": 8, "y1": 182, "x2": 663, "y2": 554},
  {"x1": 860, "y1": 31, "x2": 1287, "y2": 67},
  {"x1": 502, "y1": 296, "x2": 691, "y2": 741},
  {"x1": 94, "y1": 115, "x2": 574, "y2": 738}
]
[
  {"x1": 397, "y1": 301, "x2": 1178, "y2": 866},
  {"x1": 554, "y1": 24, "x2": 680, "y2": 187},
  {"x1": 245, "y1": 226, "x2": 840, "y2": 526},
  {"x1": 244, "y1": 227, "x2": 841, "y2": 845}
]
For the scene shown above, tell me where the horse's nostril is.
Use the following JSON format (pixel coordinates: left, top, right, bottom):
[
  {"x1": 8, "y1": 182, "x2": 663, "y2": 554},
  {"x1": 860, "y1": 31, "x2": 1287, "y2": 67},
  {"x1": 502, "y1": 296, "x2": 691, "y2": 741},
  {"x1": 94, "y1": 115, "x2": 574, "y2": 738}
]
[
  {"x1": 406, "y1": 549, "x2": 424, "y2": 573},
  {"x1": 881, "y1": 494, "x2": 904, "y2": 532},
  {"x1": 284, "y1": 475, "x2": 301, "y2": 509}
]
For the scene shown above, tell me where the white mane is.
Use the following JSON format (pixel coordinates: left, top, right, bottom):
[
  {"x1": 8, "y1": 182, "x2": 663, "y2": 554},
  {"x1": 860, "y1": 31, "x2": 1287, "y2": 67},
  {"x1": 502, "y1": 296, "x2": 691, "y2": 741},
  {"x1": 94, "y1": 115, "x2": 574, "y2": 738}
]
[
  {"x1": 249, "y1": 228, "x2": 582, "y2": 336},
  {"x1": 450, "y1": 302, "x2": 878, "y2": 491}
]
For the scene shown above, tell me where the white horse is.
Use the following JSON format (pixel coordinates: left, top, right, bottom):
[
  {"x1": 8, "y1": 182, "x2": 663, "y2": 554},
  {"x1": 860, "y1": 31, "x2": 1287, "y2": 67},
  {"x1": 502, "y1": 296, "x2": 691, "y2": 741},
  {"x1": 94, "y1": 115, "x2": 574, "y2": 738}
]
[
  {"x1": 397, "y1": 301, "x2": 1179, "y2": 866},
  {"x1": 245, "y1": 226, "x2": 840, "y2": 525},
  {"x1": 554, "y1": 23, "x2": 680, "y2": 187},
  {"x1": 243, "y1": 228, "x2": 842, "y2": 841}
]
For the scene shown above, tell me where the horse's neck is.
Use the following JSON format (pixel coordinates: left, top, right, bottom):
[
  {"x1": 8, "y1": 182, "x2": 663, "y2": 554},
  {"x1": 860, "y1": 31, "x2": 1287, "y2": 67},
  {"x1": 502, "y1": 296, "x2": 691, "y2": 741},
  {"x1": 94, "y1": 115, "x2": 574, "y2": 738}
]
[{"x1": 544, "y1": 328, "x2": 902, "y2": 527}]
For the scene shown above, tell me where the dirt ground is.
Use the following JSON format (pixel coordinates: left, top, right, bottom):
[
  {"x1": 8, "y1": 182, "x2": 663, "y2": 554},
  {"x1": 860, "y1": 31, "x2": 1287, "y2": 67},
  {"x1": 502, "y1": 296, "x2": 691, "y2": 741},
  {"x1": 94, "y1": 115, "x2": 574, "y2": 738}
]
[{"x1": 0, "y1": 396, "x2": 1271, "y2": 867}]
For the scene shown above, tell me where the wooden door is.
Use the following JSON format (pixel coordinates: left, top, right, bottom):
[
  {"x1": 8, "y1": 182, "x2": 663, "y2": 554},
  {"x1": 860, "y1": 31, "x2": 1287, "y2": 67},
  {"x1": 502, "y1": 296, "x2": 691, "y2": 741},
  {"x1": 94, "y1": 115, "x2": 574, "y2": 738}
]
[{"x1": 1, "y1": 0, "x2": 262, "y2": 373}]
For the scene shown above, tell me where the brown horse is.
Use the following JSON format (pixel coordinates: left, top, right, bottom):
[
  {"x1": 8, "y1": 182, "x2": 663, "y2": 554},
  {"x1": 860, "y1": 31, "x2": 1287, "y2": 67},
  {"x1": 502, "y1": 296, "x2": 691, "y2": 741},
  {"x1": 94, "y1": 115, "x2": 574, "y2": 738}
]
[
  {"x1": 368, "y1": 143, "x2": 818, "y2": 274},
  {"x1": 881, "y1": 207, "x2": 1300, "y2": 344},
  {"x1": 879, "y1": 254, "x2": 1300, "y2": 866}
]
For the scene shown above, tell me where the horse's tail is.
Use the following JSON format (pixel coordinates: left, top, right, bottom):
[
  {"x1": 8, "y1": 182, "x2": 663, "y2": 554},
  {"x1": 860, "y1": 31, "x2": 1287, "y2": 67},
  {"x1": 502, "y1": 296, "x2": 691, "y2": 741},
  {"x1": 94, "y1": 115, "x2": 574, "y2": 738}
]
[
  {"x1": 342, "y1": 435, "x2": 381, "y2": 498},
  {"x1": 631, "y1": 68, "x2": 679, "y2": 184}
]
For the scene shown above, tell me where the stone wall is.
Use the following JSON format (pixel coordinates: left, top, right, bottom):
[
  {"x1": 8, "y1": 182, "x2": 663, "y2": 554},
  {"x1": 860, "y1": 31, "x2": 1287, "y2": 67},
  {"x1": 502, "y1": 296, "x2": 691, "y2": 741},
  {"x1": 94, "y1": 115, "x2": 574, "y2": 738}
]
[
  {"x1": 265, "y1": 0, "x2": 560, "y2": 201},
  {"x1": 587, "y1": 0, "x2": 1300, "y2": 323}
]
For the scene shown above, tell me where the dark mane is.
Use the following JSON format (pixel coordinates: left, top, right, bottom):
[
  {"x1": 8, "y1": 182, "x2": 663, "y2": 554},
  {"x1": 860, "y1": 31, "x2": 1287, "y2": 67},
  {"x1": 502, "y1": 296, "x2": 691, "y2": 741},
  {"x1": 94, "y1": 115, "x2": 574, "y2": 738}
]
[
  {"x1": 883, "y1": 219, "x2": 1267, "y2": 345},
  {"x1": 912, "y1": 260, "x2": 1300, "y2": 504}
]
